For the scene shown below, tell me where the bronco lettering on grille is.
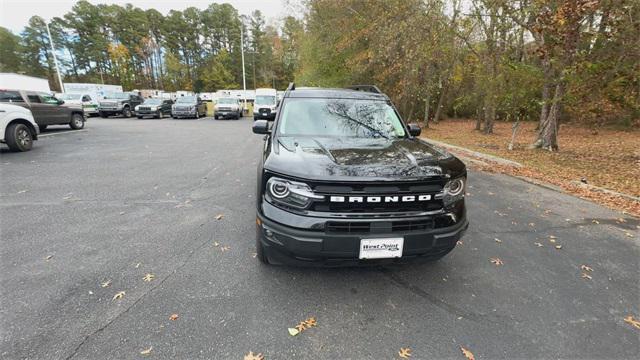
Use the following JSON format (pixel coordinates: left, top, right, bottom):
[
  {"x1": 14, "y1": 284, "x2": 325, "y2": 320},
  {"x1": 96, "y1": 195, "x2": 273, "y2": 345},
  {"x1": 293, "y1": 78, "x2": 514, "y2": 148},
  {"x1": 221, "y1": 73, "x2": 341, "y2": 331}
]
[{"x1": 330, "y1": 195, "x2": 431, "y2": 203}]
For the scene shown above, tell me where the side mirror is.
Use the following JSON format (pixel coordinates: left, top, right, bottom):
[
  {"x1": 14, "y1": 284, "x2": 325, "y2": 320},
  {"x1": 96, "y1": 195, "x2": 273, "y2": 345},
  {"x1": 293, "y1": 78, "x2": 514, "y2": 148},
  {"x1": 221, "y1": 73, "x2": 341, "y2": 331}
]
[
  {"x1": 252, "y1": 120, "x2": 270, "y2": 135},
  {"x1": 408, "y1": 123, "x2": 421, "y2": 137},
  {"x1": 57, "y1": 99, "x2": 65, "y2": 105}
]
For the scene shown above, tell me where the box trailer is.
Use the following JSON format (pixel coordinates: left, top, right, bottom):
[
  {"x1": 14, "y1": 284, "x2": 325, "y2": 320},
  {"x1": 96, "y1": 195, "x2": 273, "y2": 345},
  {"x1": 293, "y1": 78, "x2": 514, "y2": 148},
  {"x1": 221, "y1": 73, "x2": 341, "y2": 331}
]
[{"x1": 0, "y1": 73, "x2": 51, "y2": 93}]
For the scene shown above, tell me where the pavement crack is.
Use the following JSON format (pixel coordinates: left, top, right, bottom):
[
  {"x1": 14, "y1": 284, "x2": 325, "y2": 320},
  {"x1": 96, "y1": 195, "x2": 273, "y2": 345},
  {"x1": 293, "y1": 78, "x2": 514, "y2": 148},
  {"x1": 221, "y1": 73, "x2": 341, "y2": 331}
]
[{"x1": 64, "y1": 234, "x2": 213, "y2": 360}]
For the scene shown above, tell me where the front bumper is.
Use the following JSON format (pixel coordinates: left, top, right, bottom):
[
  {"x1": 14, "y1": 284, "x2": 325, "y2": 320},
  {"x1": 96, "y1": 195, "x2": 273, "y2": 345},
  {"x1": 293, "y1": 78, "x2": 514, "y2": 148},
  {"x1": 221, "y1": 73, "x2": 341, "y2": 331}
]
[
  {"x1": 257, "y1": 201, "x2": 468, "y2": 266},
  {"x1": 215, "y1": 110, "x2": 239, "y2": 118},
  {"x1": 172, "y1": 110, "x2": 196, "y2": 117}
]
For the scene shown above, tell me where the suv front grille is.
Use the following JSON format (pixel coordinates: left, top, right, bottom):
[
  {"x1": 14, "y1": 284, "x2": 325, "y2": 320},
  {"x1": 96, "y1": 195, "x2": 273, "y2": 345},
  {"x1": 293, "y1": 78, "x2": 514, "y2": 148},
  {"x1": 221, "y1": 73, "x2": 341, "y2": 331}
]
[{"x1": 309, "y1": 181, "x2": 444, "y2": 213}]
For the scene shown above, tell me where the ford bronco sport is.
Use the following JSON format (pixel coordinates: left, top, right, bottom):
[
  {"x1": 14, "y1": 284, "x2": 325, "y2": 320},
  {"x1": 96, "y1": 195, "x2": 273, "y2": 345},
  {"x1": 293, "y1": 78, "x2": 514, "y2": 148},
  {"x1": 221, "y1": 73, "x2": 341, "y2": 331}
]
[{"x1": 252, "y1": 83, "x2": 468, "y2": 266}]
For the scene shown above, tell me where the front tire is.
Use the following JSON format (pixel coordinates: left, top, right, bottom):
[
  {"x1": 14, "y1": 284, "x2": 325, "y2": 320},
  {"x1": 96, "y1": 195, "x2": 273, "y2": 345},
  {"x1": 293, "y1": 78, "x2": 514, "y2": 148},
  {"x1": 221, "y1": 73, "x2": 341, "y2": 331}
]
[
  {"x1": 99, "y1": 111, "x2": 107, "y2": 118},
  {"x1": 69, "y1": 113, "x2": 85, "y2": 129},
  {"x1": 122, "y1": 107, "x2": 132, "y2": 118},
  {"x1": 6, "y1": 123, "x2": 33, "y2": 152}
]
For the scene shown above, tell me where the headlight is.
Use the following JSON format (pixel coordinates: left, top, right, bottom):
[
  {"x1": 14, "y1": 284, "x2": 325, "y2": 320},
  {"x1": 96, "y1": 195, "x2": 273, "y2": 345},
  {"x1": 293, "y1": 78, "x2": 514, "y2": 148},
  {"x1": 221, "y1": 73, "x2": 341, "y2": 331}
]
[
  {"x1": 150, "y1": 106, "x2": 158, "y2": 111},
  {"x1": 442, "y1": 176, "x2": 466, "y2": 206},
  {"x1": 266, "y1": 177, "x2": 324, "y2": 209},
  {"x1": 134, "y1": 105, "x2": 140, "y2": 111}
]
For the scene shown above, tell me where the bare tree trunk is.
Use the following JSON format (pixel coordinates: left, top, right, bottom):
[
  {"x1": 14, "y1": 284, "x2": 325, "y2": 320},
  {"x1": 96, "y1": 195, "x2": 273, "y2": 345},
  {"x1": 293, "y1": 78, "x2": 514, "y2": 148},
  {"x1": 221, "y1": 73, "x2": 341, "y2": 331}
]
[
  {"x1": 537, "y1": 58, "x2": 553, "y2": 130},
  {"x1": 475, "y1": 107, "x2": 483, "y2": 131},
  {"x1": 483, "y1": 96, "x2": 495, "y2": 134},
  {"x1": 433, "y1": 80, "x2": 448, "y2": 123},
  {"x1": 423, "y1": 95, "x2": 431, "y2": 128},
  {"x1": 532, "y1": 82, "x2": 564, "y2": 151}
]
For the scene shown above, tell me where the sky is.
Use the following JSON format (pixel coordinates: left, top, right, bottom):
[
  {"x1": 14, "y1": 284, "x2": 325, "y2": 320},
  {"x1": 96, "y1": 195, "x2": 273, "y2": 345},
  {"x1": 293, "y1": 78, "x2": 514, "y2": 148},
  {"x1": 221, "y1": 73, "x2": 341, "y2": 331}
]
[{"x1": 0, "y1": 0, "x2": 296, "y2": 33}]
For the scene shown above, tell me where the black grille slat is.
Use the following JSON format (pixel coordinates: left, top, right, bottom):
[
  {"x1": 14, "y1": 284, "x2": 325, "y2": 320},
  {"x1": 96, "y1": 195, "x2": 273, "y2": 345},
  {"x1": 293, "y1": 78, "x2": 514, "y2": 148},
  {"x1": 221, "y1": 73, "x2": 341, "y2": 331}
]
[{"x1": 326, "y1": 219, "x2": 434, "y2": 234}]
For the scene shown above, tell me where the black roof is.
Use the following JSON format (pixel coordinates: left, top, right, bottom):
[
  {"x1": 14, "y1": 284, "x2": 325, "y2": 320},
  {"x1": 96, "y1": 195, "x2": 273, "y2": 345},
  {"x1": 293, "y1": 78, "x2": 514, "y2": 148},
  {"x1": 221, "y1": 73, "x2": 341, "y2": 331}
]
[{"x1": 283, "y1": 83, "x2": 388, "y2": 100}]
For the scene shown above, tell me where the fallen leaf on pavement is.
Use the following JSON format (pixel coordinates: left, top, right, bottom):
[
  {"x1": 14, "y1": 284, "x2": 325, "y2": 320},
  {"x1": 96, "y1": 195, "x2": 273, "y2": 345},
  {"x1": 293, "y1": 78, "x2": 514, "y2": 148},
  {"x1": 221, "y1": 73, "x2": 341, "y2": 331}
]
[
  {"x1": 213, "y1": 241, "x2": 219, "y2": 247},
  {"x1": 534, "y1": 242, "x2": 543, "y2": 247},
  {"x1": 140, "y1": 346, "x2": 152, "y2": 355},
  {"x1": 304, "y1": 317, "x2": 317, "y2": 327},
  {"x1": 45, "y1": 255, "x2": 53, "y2": 261},
  {"x1": 549, "y1": 235, "x2": 557, "y2": 239},
  {"x1": 251, "y1": 253, "x2": 257, "y2": 258},
  {"x1": 135, "y1": 263, "x2": 141, "y2": 269},
  {"x1": 494, "y1": 238, "x2": 502, "y2": 243},
  {"x1": 592, "y1": 219, "x2": 600, "y2": 224},
  {"x1": 143, "y1": 273, "x2": 155, "y2": 282},
  {"x1": 456, "y1": 240, "x2": 463, "y2": 245},
  {"x1": 295, "y1": 322, "x2": 307, "y2": 332},
  {"x1": 398, "y1": 347, "x2": 412, "y2": 358},
  {"x1": 490, "y1": 258, "x2": 504, "y2": 266},
  {"x1": 169, "y1": 314, "x2": 179, "y2": 321},
  {"x1": 112, "y1": 291, "x2": 125, "y2": 300},
  {"x1": 244, "y1": 352, "x2": 264, "y2": 360},
  {"x1": 101, "y1": 280, "x2": 111, "y2": 288},
  {"x1": 287, "y1": 327, "x2": 299, "y2": 336},
  {"x1": 528, "y1": 222, "x2": 535, "y2": 227},
  {"x1": 460, "y1": 346, "x2": 475, "y2": 360},
  {"x1": 624, "y1": 315, "x2": 640, "y2": 329},
  {"x1": 555, "y1": 245, "x2": 563, "y2": 249},
  {"x1": 549, "y1": 238, "x2": 557, "y2": 243},
  {"x1": 581, "y1": 273, "x2": 592, "y2": 280},
  {"x1": 581, "y1": 265, "x2": 593, "y2": 272},
  {"x1": 215, "y1": 214, "x2": 224, "y2": 220},
  {"x1": 220, "y1": 246, "x2": 230, "y2": 252}
]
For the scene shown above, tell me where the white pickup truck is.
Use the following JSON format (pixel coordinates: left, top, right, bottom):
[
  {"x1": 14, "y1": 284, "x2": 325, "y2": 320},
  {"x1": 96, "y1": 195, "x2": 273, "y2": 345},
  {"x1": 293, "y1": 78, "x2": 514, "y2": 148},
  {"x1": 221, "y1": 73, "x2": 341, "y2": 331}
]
[{"x1": 0, "y1": 103, "x2": 39, "y2": 152}]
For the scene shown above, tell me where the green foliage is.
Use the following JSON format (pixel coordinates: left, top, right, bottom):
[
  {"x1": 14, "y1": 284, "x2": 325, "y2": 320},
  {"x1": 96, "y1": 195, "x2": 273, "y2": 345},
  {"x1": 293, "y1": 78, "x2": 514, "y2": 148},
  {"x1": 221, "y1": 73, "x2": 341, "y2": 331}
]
[{"x1": 0, "y1": 27, "x2": 22, "y2": 72}]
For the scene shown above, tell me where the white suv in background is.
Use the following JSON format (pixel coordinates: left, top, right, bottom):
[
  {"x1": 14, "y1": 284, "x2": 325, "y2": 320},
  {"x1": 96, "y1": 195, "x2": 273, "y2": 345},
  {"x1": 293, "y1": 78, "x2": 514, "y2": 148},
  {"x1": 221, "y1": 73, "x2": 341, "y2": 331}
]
[{"x1": 0, "y1": 103, "x2": 39, "y2": 152}]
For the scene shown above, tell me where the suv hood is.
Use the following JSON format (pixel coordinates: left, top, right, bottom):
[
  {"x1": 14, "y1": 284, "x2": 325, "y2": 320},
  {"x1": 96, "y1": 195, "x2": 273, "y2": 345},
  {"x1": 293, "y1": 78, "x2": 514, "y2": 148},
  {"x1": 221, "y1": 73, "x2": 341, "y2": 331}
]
[{"x1": 264, "y1": 137, "x2": 465, "y2": 182}]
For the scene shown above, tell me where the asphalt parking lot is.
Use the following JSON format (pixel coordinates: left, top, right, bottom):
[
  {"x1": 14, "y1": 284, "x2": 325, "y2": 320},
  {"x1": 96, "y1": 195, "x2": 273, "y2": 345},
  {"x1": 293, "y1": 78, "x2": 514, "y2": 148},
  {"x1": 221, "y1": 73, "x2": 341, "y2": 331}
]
[{"x1": 1, "y1": 116, "x2": 638, "y2": 359}]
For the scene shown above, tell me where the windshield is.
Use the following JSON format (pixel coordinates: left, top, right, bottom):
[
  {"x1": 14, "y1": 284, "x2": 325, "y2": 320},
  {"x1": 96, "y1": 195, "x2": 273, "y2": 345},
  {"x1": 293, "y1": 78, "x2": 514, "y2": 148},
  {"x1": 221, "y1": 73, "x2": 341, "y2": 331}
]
[
  {"x1": 143, "y1": 99, "x2": 162, "y2": 105},
  {"x1": 105, "y1": 93, "x2": 129, "y2": 100},
  {"x1": 59, "y1": 93, "x2": 82, "y2": 101},
  {"x1": 255, "y1": 95, "x2": 276, "y2": 106},
  {"x1": 217, "y1": 98, "x2": 236, "y2": 104},
  {"x1": 176, "y1": 96, "x2": 196, "y2": 103},
  {"x1": 278, "y1": 98, "x2": 406, "y2": 139}
]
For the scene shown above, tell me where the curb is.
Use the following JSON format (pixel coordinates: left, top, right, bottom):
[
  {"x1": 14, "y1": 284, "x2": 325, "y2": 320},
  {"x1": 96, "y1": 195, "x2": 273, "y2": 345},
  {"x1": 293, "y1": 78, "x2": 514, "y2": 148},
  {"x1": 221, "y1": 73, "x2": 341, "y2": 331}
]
[{"x1": 425, "y1": 138, "x2": 523, "y2": 168}]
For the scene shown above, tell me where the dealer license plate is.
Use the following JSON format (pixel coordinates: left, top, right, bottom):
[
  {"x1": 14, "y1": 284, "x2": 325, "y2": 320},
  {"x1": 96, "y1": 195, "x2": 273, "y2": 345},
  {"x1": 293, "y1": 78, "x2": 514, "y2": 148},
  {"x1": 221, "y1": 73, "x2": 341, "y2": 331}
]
[{"x1": 359, "y1": 238, "x2": 404, "y2": 259}]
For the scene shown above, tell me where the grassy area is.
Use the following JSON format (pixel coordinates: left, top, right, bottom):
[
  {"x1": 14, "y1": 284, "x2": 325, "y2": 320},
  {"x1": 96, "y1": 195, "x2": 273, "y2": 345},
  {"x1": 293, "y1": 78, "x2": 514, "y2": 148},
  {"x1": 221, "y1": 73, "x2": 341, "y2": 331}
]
[{"x1": 421, "y1": 119, "x2": 640, "y2": 215}]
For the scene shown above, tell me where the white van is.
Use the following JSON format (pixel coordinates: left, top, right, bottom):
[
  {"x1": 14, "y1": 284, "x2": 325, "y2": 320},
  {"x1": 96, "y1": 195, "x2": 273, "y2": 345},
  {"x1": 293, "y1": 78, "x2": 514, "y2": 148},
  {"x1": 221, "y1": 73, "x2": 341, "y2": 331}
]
[{"x1": 253, "y1": 88, "x2": 278, "y2": 120}]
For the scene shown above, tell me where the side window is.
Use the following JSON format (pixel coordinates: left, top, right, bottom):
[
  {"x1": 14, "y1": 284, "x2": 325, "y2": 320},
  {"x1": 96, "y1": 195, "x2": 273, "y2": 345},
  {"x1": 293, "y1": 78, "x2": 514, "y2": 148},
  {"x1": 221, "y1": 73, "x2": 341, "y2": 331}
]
[
  {"x1": 82, "y1": 95, "x2": 91, "y2": 102},
  {"x1": 0, "y1": 91, "x2": 25, "y2": 102},
  {"x1": 41, "y1": 94, "x2": 58, "y2": 104},
  {"x1": 27, "y1": 95, "x2": 42, "y2": 103}
]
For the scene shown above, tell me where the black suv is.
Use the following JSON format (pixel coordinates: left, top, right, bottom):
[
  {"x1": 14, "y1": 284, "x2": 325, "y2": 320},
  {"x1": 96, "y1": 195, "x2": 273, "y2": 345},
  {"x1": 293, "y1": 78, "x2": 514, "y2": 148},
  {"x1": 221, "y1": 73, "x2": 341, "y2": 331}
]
[
  {"x1": 98, "y1": 93, "x2": 144, "y2": 118},
  {"x1": 252, "y1": 84, "x2": 468, "y2": 266}
]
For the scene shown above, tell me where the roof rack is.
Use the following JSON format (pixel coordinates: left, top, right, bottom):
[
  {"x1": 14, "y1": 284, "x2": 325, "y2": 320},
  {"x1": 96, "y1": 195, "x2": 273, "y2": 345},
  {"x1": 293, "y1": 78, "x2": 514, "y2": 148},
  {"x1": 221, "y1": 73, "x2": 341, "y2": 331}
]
[
  {"x1": 283, "y1": 82, "x2": 295, "y2": 98},
  {"x1": 347, "y1": 85, "x2": 382, "y2": 94}
]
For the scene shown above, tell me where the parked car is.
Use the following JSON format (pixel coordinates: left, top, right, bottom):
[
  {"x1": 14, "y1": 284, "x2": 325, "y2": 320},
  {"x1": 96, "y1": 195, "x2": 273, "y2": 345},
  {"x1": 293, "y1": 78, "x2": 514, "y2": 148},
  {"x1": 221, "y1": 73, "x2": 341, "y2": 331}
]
[
  {"x1": 0, "y1": 103, "x2": 39, "y2": 152},
  {"x1": 0, "y1": 89, "x2": 85, "y2": 131},
  {"x1": 251, "y1": 83, "x2": 468, "y2": 266},
  {"x1": 253, "y1": 88, "x2": 278, "y2": 120},
  {"x1": 98, "y1": 93, "x2": 143, "y2": 118},
  {"x1": 214, "y1": 97, "x2": 242, "y2": 120},
  {"x1": 135, "y1": 98, "x2": 173, "y2": 119},
  {"x1": 57, "y1": 93, "x2": 99, "y2": 116},
  {"x1": 172, "y1": 96, "x2": 206, "y2": 119}
]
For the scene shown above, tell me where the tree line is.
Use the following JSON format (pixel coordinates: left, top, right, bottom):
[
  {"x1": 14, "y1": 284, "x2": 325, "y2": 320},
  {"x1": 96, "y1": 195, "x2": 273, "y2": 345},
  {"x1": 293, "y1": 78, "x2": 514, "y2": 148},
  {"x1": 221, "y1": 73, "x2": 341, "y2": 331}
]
[
  {"x1": 296, "y1": 0, "x2": 639, "y2": 149},
  {"x1": 0, "y1": 0, "x2": 302, "y2": 93},
  {"x1": 1, "y1": 0, "x2": 637, "y2": 149}
]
